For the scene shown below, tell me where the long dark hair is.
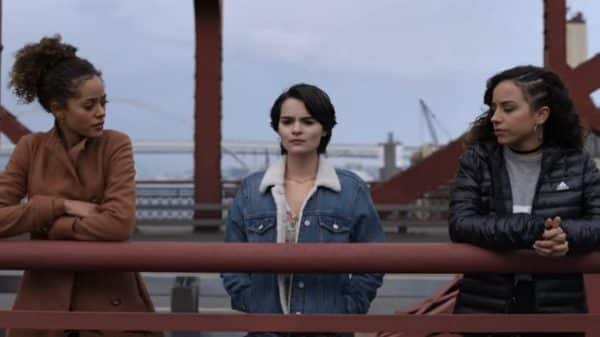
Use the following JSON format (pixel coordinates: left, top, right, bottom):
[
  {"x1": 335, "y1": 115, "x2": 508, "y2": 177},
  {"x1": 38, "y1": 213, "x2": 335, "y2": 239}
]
[{"x1": 467, "y1": 65, "x2": 583, "y2": 149}]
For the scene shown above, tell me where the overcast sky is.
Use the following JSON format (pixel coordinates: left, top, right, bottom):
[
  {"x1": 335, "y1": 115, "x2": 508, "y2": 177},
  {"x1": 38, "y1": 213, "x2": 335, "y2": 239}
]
[{"x1": 1, "y1": 0, "x2": 599, "y2": 146}]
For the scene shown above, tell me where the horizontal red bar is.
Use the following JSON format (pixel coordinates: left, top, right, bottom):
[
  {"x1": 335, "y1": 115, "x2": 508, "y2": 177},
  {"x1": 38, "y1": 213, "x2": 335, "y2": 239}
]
[
  {"x1": 1, "y1": 242, "x2": 600, "y2": 273},
  {"x1": 0, "y1": 311, "x2": 596, "y2": 333}
]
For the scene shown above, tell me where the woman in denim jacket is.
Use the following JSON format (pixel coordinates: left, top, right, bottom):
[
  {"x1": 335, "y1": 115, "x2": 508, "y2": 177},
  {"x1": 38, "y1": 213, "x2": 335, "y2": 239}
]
[{"x1": 222, "y1": 83, "x2": 384, "y2": 337}]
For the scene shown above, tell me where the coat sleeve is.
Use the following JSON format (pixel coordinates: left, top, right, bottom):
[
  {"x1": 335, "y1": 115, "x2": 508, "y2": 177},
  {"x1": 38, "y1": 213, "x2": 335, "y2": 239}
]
[
  {"x1": 561, "y1": 154, "x2": 600, "y2": 254},
  {"x1": 220, "y1": 181, "x2": 253, "y2": 312},
  {"x1": 343, "y1": 179, "x2": 385, "y2": 314},
  {"x1": 49, "y1": 133, "x2": 136, "y2": 241},
  {"x1": 448, "y1": 147, "x2": 545, "y2": 250},
  {"x1": 0, "y1": 135, "x2": 66, "y2": 237}
]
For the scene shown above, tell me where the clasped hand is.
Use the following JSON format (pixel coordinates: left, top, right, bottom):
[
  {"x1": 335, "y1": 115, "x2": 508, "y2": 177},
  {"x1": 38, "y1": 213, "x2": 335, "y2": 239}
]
[{"x1": 533, "y1": 216, "x2": 568, "y2": 257}]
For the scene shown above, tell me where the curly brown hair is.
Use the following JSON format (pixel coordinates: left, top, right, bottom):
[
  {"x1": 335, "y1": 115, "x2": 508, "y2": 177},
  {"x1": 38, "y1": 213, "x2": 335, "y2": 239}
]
[{"x1": 8, "y1": 34, "x2": 101, "y2": 113}]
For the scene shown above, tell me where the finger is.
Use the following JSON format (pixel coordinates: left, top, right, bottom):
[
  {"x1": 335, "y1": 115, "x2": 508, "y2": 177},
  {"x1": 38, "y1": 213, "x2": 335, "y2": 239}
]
[
  {"x1": 551, "y1": 233, "x2": 567, "y2": 243},
  {"x1": 534, "y1": 246, "x2": 552, "y2": 256},
  {"x1": 542, "y1": 228, "x2": 564, "y2": 240},
  {"x1": 534, "y1": 240, "x2": 555, "y2": 249},
  {"x1": 534, "y1": 242, "x2": 555, "y2": 255},
  {"x1": 534, "y1": 246, "x2": 551, "y2": 255},
  {"x1": 542, "y1": 229, "x2": 554, "y2": 240},
  {"x1": 553, "y1": 216, "x2": 562, "y2": 228},
  {"x1": 74, "y1": 201, "x2": 94, "y2": 207},
  {"x1": 545, "y1": 218, "x2": 554, "y2": 230},
  {"x1": 551, "y1": 242, "x2": 569, "y2": 255},
  {"x1": 552, "y1": 216, "x2": 562, "y2": 227}
]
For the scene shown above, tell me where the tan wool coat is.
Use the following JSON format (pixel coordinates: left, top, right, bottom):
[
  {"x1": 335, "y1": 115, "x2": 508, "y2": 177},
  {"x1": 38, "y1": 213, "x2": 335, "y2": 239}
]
[{"x1": 0, "y1": 128, "x2": 161, "y2": 337}]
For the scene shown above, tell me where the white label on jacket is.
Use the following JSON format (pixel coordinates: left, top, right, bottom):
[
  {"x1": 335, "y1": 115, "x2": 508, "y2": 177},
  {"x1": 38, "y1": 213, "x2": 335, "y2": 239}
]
[{"x1": 513, "y1": 205, "x2": 531, "y2": 214}]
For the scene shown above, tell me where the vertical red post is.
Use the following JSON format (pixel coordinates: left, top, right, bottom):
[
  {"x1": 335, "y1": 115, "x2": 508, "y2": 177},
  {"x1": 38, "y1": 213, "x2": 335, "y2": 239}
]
[
  {"x1": 193, "y1": 0, "x2": 222, "y2": 227},
  {"x1": 0, "y1": 0, "x2": 3, "y2": 104},
  {"x1": 543, "y1": 0, "x2": 568, "y2": 73}
]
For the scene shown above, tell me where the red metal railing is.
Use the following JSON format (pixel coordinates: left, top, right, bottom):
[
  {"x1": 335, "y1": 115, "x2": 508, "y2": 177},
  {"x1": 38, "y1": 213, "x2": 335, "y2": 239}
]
[{"x1": 0, "y1": 242, "x2": 599, "y2": 335}]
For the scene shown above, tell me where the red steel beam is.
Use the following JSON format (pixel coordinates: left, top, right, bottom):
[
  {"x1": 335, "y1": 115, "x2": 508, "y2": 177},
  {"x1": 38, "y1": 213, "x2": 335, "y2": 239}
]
[
  {"x1": 0, "y1": 0, "x2": 3, "y2": 104},
  {"x1": 544, "y1": 0, "x2": 600, "y2": 130},
  {"x1": 193, "y1": 0, "x2": 222, "y2": 219},
  {"x1": 0, "y1": 311, "x2": 598, "y2": 334},
  {"x1": 1, "y1": 241, "x2": 600, "y2": 273},
  {"x1": 0, "y1": 104, "x2": 31, "y2": 143},
  {"x1": 543, "y1": 0, "x2": 568, "y2": 73},
  {"x1": 0, "y1": 0, "x2": 31, "y2": 143},
  {"x1": 371, "y1": 135, "x2": 465, "y2": 203}
]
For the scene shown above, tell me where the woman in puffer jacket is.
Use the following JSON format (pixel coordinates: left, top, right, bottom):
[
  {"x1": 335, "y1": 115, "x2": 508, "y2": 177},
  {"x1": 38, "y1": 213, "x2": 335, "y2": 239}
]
[{"x1": 449, "y1": 65, "x2": 600, "y2": 337}]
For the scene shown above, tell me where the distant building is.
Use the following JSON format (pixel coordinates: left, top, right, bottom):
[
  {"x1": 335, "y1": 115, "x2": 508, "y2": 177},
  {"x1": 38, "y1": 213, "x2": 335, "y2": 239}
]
[{"x1": 566, "y1": 12, "x2": 587, "y2": 68}]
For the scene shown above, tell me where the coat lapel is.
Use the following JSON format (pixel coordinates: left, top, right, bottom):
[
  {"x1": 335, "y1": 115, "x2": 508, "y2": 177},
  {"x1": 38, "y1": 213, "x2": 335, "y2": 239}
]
[{"x1": 43, "y1": 128, "x2": 82, "y2": 185}]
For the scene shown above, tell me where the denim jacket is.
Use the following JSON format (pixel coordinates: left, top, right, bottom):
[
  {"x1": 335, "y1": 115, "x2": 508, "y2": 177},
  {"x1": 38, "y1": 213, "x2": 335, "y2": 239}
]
[{"x1": 221, "y1": 157, "x2": 384, "y2": 319}]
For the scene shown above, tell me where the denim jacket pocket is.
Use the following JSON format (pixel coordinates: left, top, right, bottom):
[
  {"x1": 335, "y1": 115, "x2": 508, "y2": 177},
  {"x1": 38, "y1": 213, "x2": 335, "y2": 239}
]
[
  {"x1": 246, "y1": 216, "x2": 276, "y2": 242},
  {"x1": 231, "y1": 285, "x2": 253, "y2": 312},
  {"x1": 318, "y1": 215, "x2": 351, "y2": 242}
]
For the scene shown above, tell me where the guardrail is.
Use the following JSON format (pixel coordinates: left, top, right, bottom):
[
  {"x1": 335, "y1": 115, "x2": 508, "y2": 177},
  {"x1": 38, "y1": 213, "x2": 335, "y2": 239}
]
[
  {"x1": 136, "y1": 200, "x2": 449, "y2": 231},
  {"x1": 136, "y1": 185, "x2": 448, "y2": 233},
  {"x1": 135, "y1": 181, "x2": 450, "y2": 232},
  {"x1": 0, "y1": 242, "x2": 597, "y2": 335}
]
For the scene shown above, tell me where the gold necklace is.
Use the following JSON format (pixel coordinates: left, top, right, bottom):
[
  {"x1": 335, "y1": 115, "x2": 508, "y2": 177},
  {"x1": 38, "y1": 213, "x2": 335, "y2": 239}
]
[{"x1": 285, "y1": 176, "x2": 316, "y2": 184}]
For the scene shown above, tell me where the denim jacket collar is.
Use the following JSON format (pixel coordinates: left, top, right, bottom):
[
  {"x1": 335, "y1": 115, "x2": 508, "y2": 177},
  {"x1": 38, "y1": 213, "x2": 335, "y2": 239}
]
[{"x1": 259, "y1": 155, "x2": 341, "y2": 193}]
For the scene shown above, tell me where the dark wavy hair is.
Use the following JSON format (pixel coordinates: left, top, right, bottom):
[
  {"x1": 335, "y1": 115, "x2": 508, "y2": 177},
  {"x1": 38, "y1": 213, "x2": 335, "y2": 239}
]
[
  {"x1": 270, "y1": 83, "x2": 337, "y2": 154},
  {"x1": 466, "y1": 65, "x2": 583, "y2": 149},
  {"x1": 8, "y1": 34, "x2": 101, "y2": 113}
]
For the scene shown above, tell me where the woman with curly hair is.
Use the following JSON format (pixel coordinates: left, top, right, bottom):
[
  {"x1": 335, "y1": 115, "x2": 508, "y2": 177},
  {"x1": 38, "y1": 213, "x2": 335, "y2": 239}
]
[
  {"x1": 449, "y1": 65, "x2": 600, "y2": 337},
  {"x1": 1, "y1": 35, "x2": 160, "y2": 337}
]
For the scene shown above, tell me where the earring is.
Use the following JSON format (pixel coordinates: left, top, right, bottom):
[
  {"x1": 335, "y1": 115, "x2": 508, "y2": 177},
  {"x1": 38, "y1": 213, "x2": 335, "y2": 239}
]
[{"x1": 534, "y1": 124, "x2": 543, "y2": 141}]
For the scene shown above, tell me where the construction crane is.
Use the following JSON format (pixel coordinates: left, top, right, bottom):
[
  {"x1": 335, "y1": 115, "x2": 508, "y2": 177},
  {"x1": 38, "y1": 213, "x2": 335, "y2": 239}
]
[
  {"x1": 419, "y1": 99, "x2": 438, "y2": 145},
  {"x1": 419, "y1": 99, "x2": 451, "y2": 146}
]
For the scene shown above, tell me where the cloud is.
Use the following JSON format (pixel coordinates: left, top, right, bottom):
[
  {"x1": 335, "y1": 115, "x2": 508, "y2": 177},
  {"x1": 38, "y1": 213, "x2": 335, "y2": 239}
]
[
  {"x1": 2, "y1": 0, "x2": 598, "y2": 146},
  {"x1": 225, "y1": 0, "x2": 543, "y2": 78}
]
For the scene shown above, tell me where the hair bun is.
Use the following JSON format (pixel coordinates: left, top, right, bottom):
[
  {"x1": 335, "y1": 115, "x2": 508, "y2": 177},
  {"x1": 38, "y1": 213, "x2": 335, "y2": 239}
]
[{"x1": 8, "y1": 34, "x2": 78, "y2": 103}]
